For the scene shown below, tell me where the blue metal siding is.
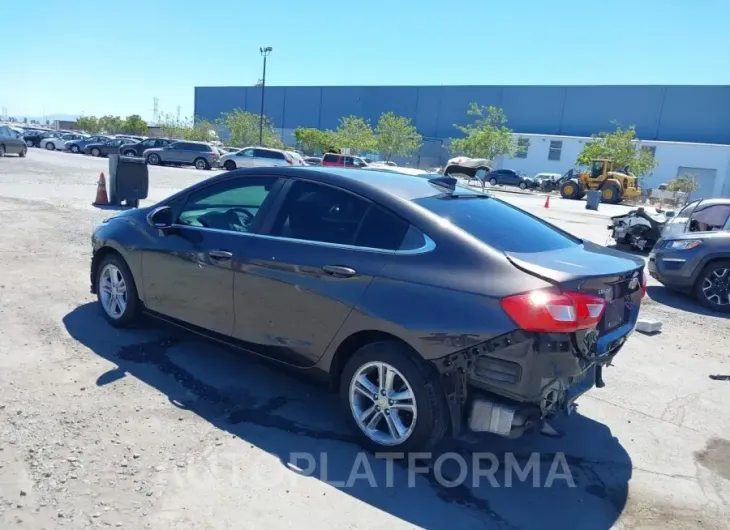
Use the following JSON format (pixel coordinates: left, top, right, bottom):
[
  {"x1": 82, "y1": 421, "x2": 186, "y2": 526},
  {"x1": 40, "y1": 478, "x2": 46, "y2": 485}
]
[{"x1": 195, "y1": 85, "x2": 730, "y2": 145}]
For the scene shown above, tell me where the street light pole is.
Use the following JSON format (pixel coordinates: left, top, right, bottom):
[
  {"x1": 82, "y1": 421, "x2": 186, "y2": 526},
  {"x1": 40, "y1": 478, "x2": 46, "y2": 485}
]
[{"x1": 259, "y1": 46, "x2": 272, "y2": 146}]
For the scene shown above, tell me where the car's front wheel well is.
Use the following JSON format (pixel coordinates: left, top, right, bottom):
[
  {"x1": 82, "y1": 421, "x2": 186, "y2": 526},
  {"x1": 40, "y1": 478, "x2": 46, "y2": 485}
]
[{"x1": 91, "y1": 247, "x2": 124, "y2": 289}]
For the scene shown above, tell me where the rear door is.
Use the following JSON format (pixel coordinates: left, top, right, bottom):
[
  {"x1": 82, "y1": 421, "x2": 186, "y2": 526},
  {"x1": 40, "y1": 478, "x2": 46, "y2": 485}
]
[{"x1": 231, "y1": 178, "x2": 410, "y2": 367}]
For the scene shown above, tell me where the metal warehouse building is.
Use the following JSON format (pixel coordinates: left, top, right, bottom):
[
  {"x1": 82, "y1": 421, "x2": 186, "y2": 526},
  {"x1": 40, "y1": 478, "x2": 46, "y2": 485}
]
[{"x1": 195, "y1": 85, "x2": 730, "y2": 197}]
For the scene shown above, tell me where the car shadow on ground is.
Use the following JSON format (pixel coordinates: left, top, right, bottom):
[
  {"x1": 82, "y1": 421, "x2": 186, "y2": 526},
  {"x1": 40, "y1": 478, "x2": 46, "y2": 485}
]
[
  {"x1": 63, "y1": 303, "x2": 632, "y2": 529},
  {"x1": 646, "y1": 285, "x2": 730, "y2": 319}
]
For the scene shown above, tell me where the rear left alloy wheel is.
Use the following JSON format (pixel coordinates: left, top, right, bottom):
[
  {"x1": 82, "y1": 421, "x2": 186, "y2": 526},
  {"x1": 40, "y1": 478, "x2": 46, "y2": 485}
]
[
  {"x1": 340, "y1": 341, "x2": 448, "y2": 452},
  {"x1": 97, "y1": 254, "x2": 140, "y2": 327},
  {"x1": 694, "y1": 260, "x2": 730, "y2": 314}
]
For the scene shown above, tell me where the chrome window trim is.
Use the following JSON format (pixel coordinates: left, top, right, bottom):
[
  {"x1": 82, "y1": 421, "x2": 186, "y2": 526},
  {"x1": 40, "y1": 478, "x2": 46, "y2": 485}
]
[{"x1": 170, "y1": 224, "x2": 436, "y2": 255}]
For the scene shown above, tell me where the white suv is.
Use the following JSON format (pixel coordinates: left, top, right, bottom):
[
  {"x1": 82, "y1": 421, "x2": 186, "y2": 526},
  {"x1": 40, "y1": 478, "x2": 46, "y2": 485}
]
[{"x1": 219, "y1": 147, "x2": 292, "y2": 170}]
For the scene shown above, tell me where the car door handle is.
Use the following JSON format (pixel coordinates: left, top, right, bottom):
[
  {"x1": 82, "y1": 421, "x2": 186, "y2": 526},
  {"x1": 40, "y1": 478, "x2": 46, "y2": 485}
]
[
  {"x1": 209, "y1": 250, "x2": 233, "y2": 261},
  {"x1": 323, "y1": 265, "x2": 357, "y2": 278}
]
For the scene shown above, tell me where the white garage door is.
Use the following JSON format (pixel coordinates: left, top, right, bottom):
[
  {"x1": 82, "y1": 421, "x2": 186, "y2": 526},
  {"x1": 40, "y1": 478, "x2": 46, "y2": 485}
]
[{"x1": 677, "y1": 167, "x2": 717, "y2": 199}]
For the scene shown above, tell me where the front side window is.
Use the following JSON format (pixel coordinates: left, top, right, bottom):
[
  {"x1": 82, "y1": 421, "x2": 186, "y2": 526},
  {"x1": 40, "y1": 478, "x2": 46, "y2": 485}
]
[
  {"x1": 689, "y1": 204, "x2": 730, "y2": 232},
  {"x1": 177, "y1": 177, "x2": 278, "y2": 233}
]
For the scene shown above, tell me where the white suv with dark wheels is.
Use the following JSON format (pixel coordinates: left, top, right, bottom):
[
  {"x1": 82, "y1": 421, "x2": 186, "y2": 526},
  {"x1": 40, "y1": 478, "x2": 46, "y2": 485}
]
[{"x1": 219, "y1": 147, "x2": 293, "y2": 171}]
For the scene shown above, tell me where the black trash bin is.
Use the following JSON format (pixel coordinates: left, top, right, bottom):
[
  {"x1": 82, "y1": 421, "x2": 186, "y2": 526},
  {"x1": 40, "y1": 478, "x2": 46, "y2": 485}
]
[{"x1": 109, "y1": 155, "x2": 149, "y2": 207}]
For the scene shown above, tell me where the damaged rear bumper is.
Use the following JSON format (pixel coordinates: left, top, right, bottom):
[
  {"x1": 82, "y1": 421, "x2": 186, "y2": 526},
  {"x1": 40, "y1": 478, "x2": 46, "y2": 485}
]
[{"x1": 433, "y1": 302, "x2": 639, "y2": 439}]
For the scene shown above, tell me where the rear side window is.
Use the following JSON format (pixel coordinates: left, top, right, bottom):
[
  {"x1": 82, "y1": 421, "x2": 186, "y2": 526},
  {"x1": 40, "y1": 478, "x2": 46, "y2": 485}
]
[
  {"x1": 414, "y1": 196, "x2": 580, "y2": 252},
  {"x1": 271, "y1": 181, "x2": 408, "y2": 250},
  {"x1": 323, "y1": 154, "x2": 340, "y2": 163}
]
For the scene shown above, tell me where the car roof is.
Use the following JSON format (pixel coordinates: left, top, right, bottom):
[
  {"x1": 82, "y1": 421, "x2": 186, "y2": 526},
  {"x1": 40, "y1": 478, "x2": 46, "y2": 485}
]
[{"x1": 690, "y1": 198, "x2": 730, "y2": 207}]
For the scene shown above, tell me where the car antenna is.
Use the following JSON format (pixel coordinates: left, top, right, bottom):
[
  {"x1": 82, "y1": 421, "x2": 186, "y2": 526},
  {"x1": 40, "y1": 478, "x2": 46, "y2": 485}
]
[{"x1": 428, "y1": 175, "x2": 458, "y2": 195}]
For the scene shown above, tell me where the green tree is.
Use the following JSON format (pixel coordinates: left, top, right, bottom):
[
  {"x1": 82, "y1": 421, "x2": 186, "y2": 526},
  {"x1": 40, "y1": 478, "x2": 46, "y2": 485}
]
[
  {"x1": 576, "y1": 123, "x2": 658, "y2": 177},
  {"x1": 75, "y1": 116, "x2": 100, "y2": 133},
  {"x1": 375, "y1": 112, "x2": 422, "y2": 161},
  {"x1": 98, "y1": 115, "x2": 125, "y2": 134},
  {"x1": 122, "y1": 114, "x2": 149, "y2": 135},
  {"x1": 217, "y1": 109, "x2": 283, "y2": 148},
  {"x1": 187, "y1": 118, "x2": 218, "y2": 142},
  {"x1": 293, "y1": 127, "x2": 338, "y2": 154},
  {"x1": 449, "y1": 104, "x2": 515, "y2": 160},
  {"x1": 333, "y1": 116, "x2": 376, "y2": 153}
]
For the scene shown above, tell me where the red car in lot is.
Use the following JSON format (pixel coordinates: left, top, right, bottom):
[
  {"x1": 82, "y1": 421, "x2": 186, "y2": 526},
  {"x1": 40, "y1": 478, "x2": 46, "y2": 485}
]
[{"x1": 320, "y1": 153, "x2": 369, "y2": 168}]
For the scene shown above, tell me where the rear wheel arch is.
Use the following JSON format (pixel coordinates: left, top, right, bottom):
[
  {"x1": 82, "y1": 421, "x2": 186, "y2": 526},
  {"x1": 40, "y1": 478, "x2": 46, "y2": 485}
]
[{"x1": 328, "y1": 330, "x2": 421, "y2": 389}]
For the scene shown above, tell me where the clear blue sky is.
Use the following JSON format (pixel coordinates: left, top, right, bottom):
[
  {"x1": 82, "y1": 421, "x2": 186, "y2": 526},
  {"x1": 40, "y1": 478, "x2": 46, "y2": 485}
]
[{"x1": 3, "y1": 0, "x2": 729, "y2": 121}]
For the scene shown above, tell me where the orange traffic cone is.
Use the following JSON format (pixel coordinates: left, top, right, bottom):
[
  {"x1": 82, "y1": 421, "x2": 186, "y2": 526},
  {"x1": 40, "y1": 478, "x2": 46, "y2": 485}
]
[
  {"x1": 93, "y1": 172, "x2": 109, "y2": 206},
  {"x1": 544, "y1": 195, "x2": 550, "y2": 208}
]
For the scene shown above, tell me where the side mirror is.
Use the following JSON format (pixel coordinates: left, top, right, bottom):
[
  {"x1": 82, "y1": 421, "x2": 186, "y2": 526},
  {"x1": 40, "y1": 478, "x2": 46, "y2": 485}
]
[{"x1": 147, "y1": 206, "x2": 173, "y2": 230}]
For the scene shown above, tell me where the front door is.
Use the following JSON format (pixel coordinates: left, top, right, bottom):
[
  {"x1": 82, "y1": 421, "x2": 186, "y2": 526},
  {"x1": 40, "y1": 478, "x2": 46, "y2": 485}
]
[
  {"x1": 231, "y1": 179, "x2": 410, "y2": 367},
  {"x1": 141, "y1": 175, "x2": 283, "y2": 335}
]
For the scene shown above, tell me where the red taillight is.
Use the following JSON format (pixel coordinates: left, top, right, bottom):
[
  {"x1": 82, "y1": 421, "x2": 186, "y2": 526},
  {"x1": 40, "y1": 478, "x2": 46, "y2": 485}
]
[{"x1": 500, "y1": 290, "x2": 607, "y2": 333}]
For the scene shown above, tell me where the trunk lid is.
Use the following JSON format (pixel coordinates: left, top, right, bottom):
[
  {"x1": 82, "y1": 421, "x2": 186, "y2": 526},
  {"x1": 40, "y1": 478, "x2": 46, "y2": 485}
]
[{"x1": 505, "y1": 241, "x2": 645, "y2": 333}]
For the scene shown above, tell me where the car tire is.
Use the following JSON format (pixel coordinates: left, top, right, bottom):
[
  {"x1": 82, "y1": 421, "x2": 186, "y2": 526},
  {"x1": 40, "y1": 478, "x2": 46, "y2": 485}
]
[
  {"x1": 45, "y1": 142, "x2": 56, "y2": 151},
  {"x1": 489, "y1": 178, "x2": 497, "y2": 186},
  {"x1": 146, "y1": 153, "x2": 160, "y2": 165},
  {"x1": 519, "y1": 181, "x2": 527, "y2": 190},
  {"x1": 194, "y1": 157, "x2": 210, "y2": 170},
  {"x1": 70, "y1": 145, "x2": 80, "y2": 153},
  {"x1": 96, "y1": 253, "x2": 141, "y2": 327},
  {"x1": 339, "y1": 340, "x2": 448, "y2": 453},
  {"x1": 91, "y1": 148, "x2": 101, "y2": 157},
  {"x1": 694, "y1": 260, "x2": 730, "y2": 314},
  {"x1": 0, "y1": 144, "x2": 5, "y2": 157},
  {"x1": 19, "y1": 146, "x2": 27, "y2": 158},
  {"x1": 223, "y1": 160, "x2": 236, "y2": 171}
]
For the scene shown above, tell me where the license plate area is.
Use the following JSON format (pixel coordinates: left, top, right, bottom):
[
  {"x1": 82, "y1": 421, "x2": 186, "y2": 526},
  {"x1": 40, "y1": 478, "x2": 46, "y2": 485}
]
[{"x1": 601, "y1": 300, "x2": 626, "y2": 332}]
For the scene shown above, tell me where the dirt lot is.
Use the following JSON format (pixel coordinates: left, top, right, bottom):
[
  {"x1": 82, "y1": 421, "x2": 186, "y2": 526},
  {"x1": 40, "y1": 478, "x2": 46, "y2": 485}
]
[{"x1": 0, "y1": 149, "x2": 728, "y2": 529}]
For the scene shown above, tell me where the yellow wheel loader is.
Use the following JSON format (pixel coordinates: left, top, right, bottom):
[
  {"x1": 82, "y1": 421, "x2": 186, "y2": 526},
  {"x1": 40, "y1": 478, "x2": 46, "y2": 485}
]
[{"x1": 559, "y1": 160, "x2": 643, "y2": 204}]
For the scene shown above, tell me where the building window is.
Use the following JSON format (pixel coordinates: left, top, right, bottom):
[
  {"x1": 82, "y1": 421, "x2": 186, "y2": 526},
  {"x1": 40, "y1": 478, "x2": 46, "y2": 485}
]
[
  {"x1": 642, "y1": 145, "x2": 656, "y2": 158},
  {"x1": 548, "y1": 140, "x2": 562, "y2": 161},
  {"x1": 516, "y1": 138, "x2": 530, "y2": 158}
]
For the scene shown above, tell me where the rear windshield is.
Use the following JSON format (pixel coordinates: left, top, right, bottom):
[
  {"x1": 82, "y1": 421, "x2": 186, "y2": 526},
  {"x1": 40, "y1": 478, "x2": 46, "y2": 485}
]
[{"x1": 414, "y1": 196, "x2": 580, "y2": 252}]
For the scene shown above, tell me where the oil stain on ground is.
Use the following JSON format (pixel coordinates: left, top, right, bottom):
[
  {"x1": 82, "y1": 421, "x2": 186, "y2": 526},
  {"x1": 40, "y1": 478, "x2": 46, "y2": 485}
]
[{"x1": 694, "y1": 437, "x2": 730, "y2": 481}]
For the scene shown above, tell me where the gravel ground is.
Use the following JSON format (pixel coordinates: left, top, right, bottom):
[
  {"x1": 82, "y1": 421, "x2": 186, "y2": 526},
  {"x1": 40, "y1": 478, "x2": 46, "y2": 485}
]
[{"x1": 0, "y1": 149, "x2": 728, "y2": 529}]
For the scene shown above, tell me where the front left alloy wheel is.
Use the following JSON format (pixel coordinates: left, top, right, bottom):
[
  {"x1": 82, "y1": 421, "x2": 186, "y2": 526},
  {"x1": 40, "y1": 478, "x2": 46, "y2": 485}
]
[
  {"x1": 340, "y1": 341, "x2": 448, "y2": 452},
  {"x1": 96, "y1": 254, "x2": 140, "y2": 327}
]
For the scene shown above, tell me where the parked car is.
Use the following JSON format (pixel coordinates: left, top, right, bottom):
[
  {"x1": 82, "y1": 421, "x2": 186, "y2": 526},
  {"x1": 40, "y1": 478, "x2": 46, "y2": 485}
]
[
  {"x1": 23, "y1": 130, "x2": 59, "y2": 148},
  {"x1": 0, "y1": 125, "x2": 28, "y2": 157},
  {"x1": 371, "y1": 160, "x2": 398, "y2": 167},
  {"x1": 114, "y1": 135, "x2": 146, "y2": 142},
  {"x1": 90, "y1": 167, "x2": 645, "y2": 452},
  {"x1": 218, "y1": 146, "x2": 292, "y2": 171},
  {"x1": 143, "y1": 141, "x2": 219, "y2": 170},
  {"x1": 487, "y1": 169, "x2": 538, "y2": 190},
  {"x1": 304, "y1": 156, "x2": 322, "y2": 166},
  {"x1": 649, "y1": 198, "x2": 730, "y2": 312},
  {"x1": 321, "y1": 153, "x2": 369, "y2": 168},
  {"x1": 66, "y1": 135, "x2": 112, "y2": 154},
  {"x1": 85, "y1": 138, "x2": 137, "y2": 157},
  {"x1": 42, "y1": 132, "x2": 88, "y2": 151},
  {"x1": 121, "y1": 137, "x2": 175, "y2": 157},
  {"x1": 287, "y1": 151, "x2": 307, "y2": 166}
]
